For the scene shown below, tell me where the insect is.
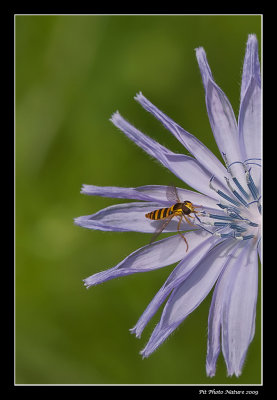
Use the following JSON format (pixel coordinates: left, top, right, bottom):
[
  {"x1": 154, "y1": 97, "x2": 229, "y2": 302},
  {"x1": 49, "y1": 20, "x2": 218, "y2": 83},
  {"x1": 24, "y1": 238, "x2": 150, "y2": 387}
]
[{"x1": 145, "y1": 185, "x2": 201, "y2": 251}]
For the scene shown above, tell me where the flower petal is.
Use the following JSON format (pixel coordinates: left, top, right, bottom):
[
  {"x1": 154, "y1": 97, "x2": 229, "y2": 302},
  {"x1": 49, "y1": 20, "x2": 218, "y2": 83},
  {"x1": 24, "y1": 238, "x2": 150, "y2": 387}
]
[
  {"x1": 156, "y1": 152, "x2": 228, "y2": 198},
  {"x1": 195, "y1": 47, "x2": 247, "y2": 193},
  {"x1": 110, "y1": 111, "x2": 172, "y2": 160},
  {"x1": 238, "y1": 79, "x2": 261, "y2": 190},
  {"x1": 80, "y1": 184, "x2": 222, "y2": 210},
  {"x1": 140, "y1": 238, "x2": 235, "y2": 358},
  {"x1": 134, "y1": 92, "x2": 229, "y2": 190},
  {"x1": 131, "y1": 230, "x2": 222, "y2": 338},
  {"x1": 84, "y1": 234, "x2": 190, "y2": 288},
  {"x1": 221, "y1": 241, "x2": 258, "y2": 377},
  {"x1": 206, "y1": 241, "x2": 242, "y2": 377},
  {"x1": 74, "y1": 201, "x2": 197, "y2": 233},
  {"x1": 240, "y1": 34, "x2": 261, "y2": 101},
  {"x1": 238, "y1": 35, "x2": 261, "y2": 190},
  {"x1": 110, "y1": 112, "x2": 230, "y2": 199}
]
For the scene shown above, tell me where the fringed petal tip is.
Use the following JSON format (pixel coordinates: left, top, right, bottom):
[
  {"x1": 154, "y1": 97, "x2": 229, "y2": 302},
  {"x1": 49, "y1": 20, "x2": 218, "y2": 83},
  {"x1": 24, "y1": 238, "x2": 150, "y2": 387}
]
[
  {"x1": 74, "y1": 216, "x2": 85, "y2": 226},
  {"x1": 139, "y1": 348, "x2": 150, "y2": 360},
  {"x1": 194, "y1": 47, "x2": 213, "y2": 88},
  {"x1": 194, "y1": 47, "x2": 208, "y2": 72},
  {"x1": 110, "y1": 110, "x2": 122, "y2": 126},
  {"x1": 83, "y1": 267, "x2": 123, "y2": 288},
  {"x1": 206, "y1": 367, "x2": 216, "y2": 378},
  {"x1": 194, "y1": 46, "x2": 203, "y2": 53},
  {"x1": 240, "y1": 33, "x2": 261, "y2": 100},
  {"x1": 110, "y1": 110, "x2": 135, "y2": 128},
  {"x1": 80, "y1": 184, "x2": 92, "y2": 195},
  {"x1": 194, "y1": 47, "x2": 205, "y2": 66},
  {"x1": 83, "y1": 277, "x2": 96, "y2": 289},
  {"x1": 207, "y1": 361, "x2": 242, "y2": 378},
  {"x1": 129, "y1": 326, "x2": 141, "y2": 338},
  {"x1": 134, "y1": 91, "x2": 144, "y2": 102},
  {"x1": 80, "y1": 184, "x2": 109, "y2": 196},
  {"x1": 247, "y1": 33, "x2": 258, "y2": 46},
  {"x1": 83, "y1": 279, "x2": 90, "y2": 289},
  {"x1": 227, "y1": 368, "x2": 242, "y2": 378},
  {"x1": 206, "y1": 358, "x2": 218, "y2": 377},
  {"x1": 74, "y1": 215, "x2": 97, "y2": 230}
]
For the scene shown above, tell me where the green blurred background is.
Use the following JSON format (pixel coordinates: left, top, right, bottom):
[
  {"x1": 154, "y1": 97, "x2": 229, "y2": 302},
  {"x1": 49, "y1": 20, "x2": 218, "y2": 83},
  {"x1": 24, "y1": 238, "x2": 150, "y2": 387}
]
[{"x1": 15, "y1": 15, "x2": 262, "y2": 385}]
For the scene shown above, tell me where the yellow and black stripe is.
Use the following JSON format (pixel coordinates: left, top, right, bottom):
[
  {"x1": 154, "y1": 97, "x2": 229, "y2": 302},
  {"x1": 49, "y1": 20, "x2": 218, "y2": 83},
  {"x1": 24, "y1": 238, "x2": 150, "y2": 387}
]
[{"x1": 145, "y1": 204, "x2": 180, "y2": 220}]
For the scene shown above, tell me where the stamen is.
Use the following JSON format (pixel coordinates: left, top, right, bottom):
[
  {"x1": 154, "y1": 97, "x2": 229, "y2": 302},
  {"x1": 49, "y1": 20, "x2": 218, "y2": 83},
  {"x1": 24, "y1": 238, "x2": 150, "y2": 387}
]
[
  {"x1": 197, "y1": 159, "x2": 260, "y2": 246},
  {"x1": 216, "y1": 203, "x2": 228, "y2": 210},
  {"x1": 222, "y1": 153, "x2": 251, "y2": 200},
  {"x1": 201, "y1": 212, "x2": 237, "y2": 222},
  {"x1": 226, "y1": 160, "x2": 244, "y2": 171},
  {"x1": 213, "y1": 222, "x2": 229, "y2": 227},
  {"x1": 209, "y1": 176, "x2": 241, "y2": 207},
  {"x1": 244, "y1": 161, "x2": 262, "y2": 168},
  {"x1": 214, "y1": 232, "x2": 235, "y2": 239},
  {"x1": 195, "y1": 223, "x2": 214, "y2": 235},
  {"x1": 234, "y1": 235, "x2": 244, "y2": 240},
  {"x1": 216, "y1": 203, "x2": 241, "y2": 216},
  {"x1": 226, "y1": 211, "x2": 258, "y2": 227},
  {"x1": 247, "y1": 198, "x2": 261, "y2": 214},
  {"x1": 248, "y1": 197, "x2": 261, "y2": 206},
  {"x1": 214, "y1": 231, "x2": 255, "y2": 240},
  {"x1": 221, "y1": 152, "x2": 243, "y2": 174},
  {"x1": 227, "y1": 211, "x2": 244, "y2": 220},
  {"x1": 244, "y1": 158, "x2": 262, "y2": 163},
  {"x1": 222, "y1": 152, "x2": 228, "y2": 166},
  {"x1": 229, "y1": 223, "x2": 247, "y2": 232},
  {"x1": 222, "y1": 152, "x2": 245, "y2": 176},
  {"x1": 247, "y1": 221, "x2": 259, "y2": 227},
  {"x1": 246, "y1": 169, "x2": 259, "y2": 200},
  {"x1": 241, "y1": 234, "x2": 255, "y2": 240},
  {"x1": 224, "y1": 177, "x2": 249, "y2": 207},
  {"x1": 231, "y1": 177, "x2": 250, "y2": 199},
  {"x1": 244, "y1": 158, "x2": 262, "y2": 168},
  {"x1": 194, "y1": 214, "x2": 202, "y2": 224}
]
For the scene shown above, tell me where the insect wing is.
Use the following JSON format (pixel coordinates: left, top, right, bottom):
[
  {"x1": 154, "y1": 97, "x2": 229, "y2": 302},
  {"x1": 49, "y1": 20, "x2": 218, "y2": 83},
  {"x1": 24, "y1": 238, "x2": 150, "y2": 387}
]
[
  {"x1": 166, "y1": 185, "x2": 180, "y2": 204},
  {"x1": 149, "y1": 214, "x2": 175, "y2": 244}
]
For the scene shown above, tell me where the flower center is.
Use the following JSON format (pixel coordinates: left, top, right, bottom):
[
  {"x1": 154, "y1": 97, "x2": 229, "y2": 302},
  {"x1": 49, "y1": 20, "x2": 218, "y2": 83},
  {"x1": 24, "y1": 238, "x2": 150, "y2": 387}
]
[{"x1": 195, "y1": 155, "x2": 261, "y2": 247}]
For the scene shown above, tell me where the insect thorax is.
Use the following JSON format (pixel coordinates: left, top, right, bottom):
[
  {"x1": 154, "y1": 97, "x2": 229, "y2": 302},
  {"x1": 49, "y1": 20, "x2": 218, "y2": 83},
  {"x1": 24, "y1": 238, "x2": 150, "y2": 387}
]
[{"x1": 182, "y1": 201, "x2": 194, "y2": 215}]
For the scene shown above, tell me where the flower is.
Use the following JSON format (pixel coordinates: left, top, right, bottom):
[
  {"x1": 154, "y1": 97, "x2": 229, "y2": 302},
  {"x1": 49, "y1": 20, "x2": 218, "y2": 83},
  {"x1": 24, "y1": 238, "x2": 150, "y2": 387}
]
[{"x1": 75, "y1": 34, "x2": 261, "y2": 378}]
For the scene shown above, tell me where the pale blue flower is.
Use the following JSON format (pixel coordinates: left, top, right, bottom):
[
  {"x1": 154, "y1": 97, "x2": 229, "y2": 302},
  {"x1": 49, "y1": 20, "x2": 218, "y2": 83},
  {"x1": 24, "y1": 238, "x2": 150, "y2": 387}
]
[{"x1": 75, "y1": 34, "x2": 261, "y2": 377}]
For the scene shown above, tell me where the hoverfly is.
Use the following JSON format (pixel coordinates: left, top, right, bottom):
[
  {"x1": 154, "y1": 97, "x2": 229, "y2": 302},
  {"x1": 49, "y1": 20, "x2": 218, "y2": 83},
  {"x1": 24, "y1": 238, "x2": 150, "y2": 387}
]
[{"x1": 145, "y1": 185, "x2": 201, "y2": 251}]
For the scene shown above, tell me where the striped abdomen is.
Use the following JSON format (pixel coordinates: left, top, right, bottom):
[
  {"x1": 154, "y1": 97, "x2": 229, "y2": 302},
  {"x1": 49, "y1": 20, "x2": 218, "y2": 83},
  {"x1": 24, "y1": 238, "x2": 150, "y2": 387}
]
[{"x1": 145, "y1": 203, "x2": 182, "y2": 220}]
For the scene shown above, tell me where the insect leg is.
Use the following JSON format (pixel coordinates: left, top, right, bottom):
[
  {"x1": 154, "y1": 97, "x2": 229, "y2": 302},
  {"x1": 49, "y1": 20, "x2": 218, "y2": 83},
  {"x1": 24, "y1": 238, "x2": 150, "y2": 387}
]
[
  {"x1": 192, "y1": 207, "x2": 203, "y2": 215},
  {"x1": 183, "y1": 214, "x2": 195, "y2": 227},
  {"x1": 177, "y1": 215, "x2": 189, "y2": 252},
  {"x1": 192, "y1": 205, "x2": 203, "y2": 211}
]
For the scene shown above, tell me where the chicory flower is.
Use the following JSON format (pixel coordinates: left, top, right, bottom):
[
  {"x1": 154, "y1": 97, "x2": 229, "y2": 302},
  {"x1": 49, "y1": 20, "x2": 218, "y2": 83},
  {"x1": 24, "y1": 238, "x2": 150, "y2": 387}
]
[{"x1": 75, "y1": 34, "x2": 261, "y2": 377}]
